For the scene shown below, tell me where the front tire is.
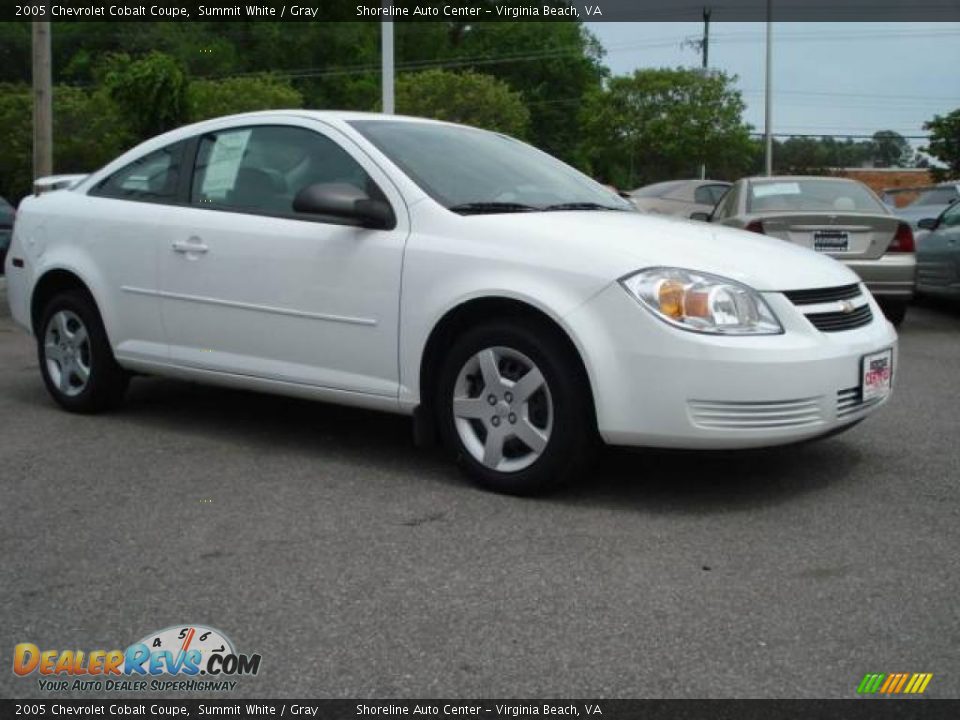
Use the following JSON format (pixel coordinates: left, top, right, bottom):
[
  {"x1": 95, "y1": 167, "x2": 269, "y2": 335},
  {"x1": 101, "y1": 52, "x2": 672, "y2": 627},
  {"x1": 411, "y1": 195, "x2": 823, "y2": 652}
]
[
  {"x1": 38, "y1": 291, "x2": 128, "y2": 413},
  {"x1": 436, "y1": 319, "x2": 594, "y2": 495}
]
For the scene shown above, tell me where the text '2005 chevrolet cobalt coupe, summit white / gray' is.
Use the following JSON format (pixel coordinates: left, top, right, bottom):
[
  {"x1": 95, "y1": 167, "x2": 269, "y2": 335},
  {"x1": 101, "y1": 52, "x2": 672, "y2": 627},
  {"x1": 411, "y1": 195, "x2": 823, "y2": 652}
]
[{"x1": 5, "y1": 111, "x2": 897, "y2": 494}]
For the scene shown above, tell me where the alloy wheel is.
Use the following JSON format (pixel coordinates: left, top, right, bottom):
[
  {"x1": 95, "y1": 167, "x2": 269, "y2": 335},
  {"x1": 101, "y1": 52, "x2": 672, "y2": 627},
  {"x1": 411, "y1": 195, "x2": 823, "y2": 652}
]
[
  {"x1": 43, "y1": 310, "x2": 92, "y2": 397},
  {"x1": 452, "y1": 346, "x2": 553, "y2": 472}
]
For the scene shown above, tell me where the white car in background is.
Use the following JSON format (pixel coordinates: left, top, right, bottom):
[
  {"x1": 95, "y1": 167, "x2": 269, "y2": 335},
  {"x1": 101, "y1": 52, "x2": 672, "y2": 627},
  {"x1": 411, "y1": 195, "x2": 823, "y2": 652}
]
[
  {"x1": 629, "y1": 179, "x2": 731, "y2": 218},
  {"x1": 5, "y1": 112, "x2": 897, "y2": 494}
]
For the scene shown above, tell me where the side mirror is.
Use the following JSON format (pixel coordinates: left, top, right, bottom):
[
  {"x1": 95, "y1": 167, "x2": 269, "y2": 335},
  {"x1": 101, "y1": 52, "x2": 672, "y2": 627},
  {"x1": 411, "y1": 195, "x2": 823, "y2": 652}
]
[
  {"x1": 293, "y1": 182, "x2": 394, "y2": 229},
  {"x1": 689, "y1": 211, "x2": 711, "y2": 222},
  {"x1": 917, "y1": 217, "x2": 938, "y2": 231}
]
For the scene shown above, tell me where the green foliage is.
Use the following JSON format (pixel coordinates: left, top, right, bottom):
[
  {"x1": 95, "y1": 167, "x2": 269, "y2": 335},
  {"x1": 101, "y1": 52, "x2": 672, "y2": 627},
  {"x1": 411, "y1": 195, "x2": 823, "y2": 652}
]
[
  {"x1": 187, "y1": 75, "x2": 303, "y2": 122},
  {"x1": 763, "y1": 135, "x2": 876, "y2": 175},
  {"x1": 415, "y1": 22, "x2": 606, "y2": 162},
  {"x1": 871, "y1": 130, "x2": 914, "y2": 168},
  {"x1": 0, "y1": 85, "x2": 32, "y2": 203},
  {"x1": 101, "y1": 51, "x2": 188, "y2": 137},
  {"x1": 922, "y1": 109, "x2": 960, "y2": 181},
  {"x1": 395, "y1": 70, "x2": 529, "y2": 136},
  {"x1": 0, "y1": 84, "x2": 133, "y2": 203},
  {"x1": 580, "y1": 68, "x2": 754, "y2": 188},
  {"x1": 51, "y1": 85, "x2": 135, "y2": 176}
]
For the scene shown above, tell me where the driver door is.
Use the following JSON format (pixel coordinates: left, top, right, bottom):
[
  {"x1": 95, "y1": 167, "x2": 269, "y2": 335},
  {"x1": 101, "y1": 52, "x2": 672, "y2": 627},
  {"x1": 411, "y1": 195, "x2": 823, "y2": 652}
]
[
  {"x1": 918, "y1": 202, "x2": 960, "y2": 291},
  {"x1": 157, "y1": 120, "x2": 408, "y2": 398}
]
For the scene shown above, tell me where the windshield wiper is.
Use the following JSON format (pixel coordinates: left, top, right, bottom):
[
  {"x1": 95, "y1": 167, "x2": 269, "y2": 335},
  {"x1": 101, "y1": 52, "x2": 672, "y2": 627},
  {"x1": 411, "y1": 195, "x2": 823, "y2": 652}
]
[
  {"x1": 449, "y1": 202, "x2": 540, "y2": 215},
  {"x1": 543, "y1": 202, "x2": 625, "y2": 211}
]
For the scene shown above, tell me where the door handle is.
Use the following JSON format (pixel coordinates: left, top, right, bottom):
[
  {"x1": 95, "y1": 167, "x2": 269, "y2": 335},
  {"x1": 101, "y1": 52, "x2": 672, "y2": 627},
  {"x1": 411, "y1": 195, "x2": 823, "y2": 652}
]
[{"x1": 172, "y1": 239, "x2": 209, "y2": 254}]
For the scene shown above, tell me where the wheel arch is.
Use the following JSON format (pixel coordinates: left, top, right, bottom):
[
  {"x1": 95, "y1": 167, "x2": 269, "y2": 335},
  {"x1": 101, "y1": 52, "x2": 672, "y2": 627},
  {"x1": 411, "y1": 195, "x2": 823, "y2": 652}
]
[
  {"x1": 417, "y1": 296, "x2": 598, "y2": 429},
  {"x1": 30, "y1": 268, "x2": 100, "y2": 337}
]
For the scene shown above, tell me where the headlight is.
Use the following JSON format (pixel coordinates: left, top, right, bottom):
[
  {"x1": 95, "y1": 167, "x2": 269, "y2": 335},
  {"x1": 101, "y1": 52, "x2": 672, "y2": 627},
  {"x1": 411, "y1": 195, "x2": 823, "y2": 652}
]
[{"x1": 620, "y1": 267, "x2": 782, "y2": 335}]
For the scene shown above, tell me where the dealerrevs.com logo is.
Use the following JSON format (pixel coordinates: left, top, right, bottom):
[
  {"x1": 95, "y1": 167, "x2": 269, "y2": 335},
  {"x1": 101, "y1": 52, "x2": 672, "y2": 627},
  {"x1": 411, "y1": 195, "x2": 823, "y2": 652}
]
[{"x1": 13, "y1": 625, "x2": 261, "y2": 692}]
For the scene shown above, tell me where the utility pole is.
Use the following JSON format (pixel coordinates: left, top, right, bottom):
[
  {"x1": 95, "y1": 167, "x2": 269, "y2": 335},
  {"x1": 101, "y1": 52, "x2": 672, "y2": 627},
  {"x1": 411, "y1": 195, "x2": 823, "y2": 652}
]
[
  {"x1": 32, "y1": 8, "x2": 53, "y2": 180},
  {"x1": 381, "y1": 12, "x2": 395, "y2": 114},
  {"x1": 702, "y1": 7, "x2": 711, "y2": 70},
  {"x1": 764, "y1": 0, "x2": 774, "y2": 176},
  {"x1": 699, "y1": 7, "x2": 711, "y2": 179}
]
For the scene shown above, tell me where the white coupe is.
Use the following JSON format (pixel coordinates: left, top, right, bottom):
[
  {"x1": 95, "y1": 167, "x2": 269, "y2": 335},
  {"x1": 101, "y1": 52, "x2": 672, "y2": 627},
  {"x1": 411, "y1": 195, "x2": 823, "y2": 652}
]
[{"x1": 5, "y1": 111, "x2": 897, "y2": 494}]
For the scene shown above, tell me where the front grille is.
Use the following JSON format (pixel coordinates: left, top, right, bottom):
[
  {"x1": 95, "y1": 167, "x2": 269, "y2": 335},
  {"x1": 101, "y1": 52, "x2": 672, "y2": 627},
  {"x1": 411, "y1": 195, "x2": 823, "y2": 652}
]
[
  {"x1": 688, "y1": 398, "x2": 823, "y2": 430},
  {"x1": 805, "y1": 304, "x2": 873, "y2": 332},
  {"x1": 837, "y1": 387, "x2": 885, "y2": 419},
  {"x1": 782, "y1": 283, "x2": 874, "y2": 333},
  {"x1": 783, "y1": 283, "x2": 861, "y2": 305}
]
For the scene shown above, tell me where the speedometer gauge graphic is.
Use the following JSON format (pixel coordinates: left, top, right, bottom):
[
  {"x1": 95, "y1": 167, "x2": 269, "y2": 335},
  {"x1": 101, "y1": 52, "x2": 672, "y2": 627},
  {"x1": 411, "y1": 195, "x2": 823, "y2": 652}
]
[{"x1": 129, "y1": 624, "x2": 236, "y2": 674}]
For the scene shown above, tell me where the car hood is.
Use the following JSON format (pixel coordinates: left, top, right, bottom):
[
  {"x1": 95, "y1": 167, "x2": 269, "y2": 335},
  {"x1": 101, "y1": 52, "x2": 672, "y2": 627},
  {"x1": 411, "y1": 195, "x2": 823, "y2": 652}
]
[{"x1": 463, "y1": 210, "x2": 858, "y2": 292}]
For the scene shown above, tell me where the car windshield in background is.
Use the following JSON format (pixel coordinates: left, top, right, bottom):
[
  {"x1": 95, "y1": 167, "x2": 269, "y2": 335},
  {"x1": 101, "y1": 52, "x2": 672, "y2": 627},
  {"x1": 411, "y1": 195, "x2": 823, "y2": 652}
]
[
  {"x1": 350, "y1": 120, "x2": 630, "y2": 214},
  {"x1": 909, "y1": 186, "x2": 958, "y2": 206},
  {"x1": 631, "y1": 181, "x2": 687, "y2": 198},
  {"x1": 747, "y1": 179, "x2": 885, "y2": 214}
]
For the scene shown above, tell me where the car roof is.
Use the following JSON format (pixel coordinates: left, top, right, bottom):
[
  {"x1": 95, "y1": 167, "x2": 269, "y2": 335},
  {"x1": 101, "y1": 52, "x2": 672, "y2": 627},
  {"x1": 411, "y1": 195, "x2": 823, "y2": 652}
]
[
  {"x1": 197, "y1": 109, "x2": 452, "y2": 126},
  {"x1": 631, "y1": 179, "x2": 729, "y2": 197},
  {"x1": 744, "y1": 175, "x2": 862, "y2": 183}
]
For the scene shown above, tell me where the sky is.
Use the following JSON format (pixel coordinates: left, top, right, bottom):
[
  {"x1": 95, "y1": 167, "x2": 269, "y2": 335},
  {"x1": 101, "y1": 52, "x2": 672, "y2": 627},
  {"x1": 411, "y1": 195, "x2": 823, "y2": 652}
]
[{"x1": 586, "y1": 22, "x2": 960, "y2": 148}]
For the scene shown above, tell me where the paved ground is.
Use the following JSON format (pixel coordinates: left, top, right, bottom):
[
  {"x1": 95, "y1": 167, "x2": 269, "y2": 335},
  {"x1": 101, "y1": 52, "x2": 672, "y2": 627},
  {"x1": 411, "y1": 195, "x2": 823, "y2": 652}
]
[{"x1": 1, "y1": 280, "x2": 958, "y2": 699}]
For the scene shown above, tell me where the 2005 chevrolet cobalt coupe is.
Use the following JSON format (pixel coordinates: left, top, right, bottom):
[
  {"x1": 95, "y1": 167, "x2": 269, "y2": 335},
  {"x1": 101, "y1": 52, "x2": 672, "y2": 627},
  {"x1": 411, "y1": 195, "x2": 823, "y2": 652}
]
[{"x1": 5, "y1": 111, "x2": 896, "y2": 494}]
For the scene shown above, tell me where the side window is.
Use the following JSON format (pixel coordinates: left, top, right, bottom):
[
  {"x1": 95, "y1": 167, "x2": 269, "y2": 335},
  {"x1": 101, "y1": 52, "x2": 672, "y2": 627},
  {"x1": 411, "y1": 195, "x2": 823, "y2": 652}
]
[
  {"x1": 708, "y1": 184, "x2": 730, "y2": 205},
  {"x1": 714, "y1": 186, "x2": 737, "y2": 218},
  {"x1": 91, "y1": 142, "x2": 185, "y2": 203},
  {"x1": 694, "y1": 184, "x2": 727, "y2": 206},
  {"x1": 191, "y1": 125, "x2": 376, "y2": 218},
  {"x1": 941, "y1": 202, "x2": 960, "y2": 228}
]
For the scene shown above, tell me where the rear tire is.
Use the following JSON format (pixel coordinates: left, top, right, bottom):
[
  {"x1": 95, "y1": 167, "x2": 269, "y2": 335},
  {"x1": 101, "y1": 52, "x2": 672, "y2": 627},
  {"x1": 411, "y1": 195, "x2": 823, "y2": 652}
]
[
  {"x1": 436, "y1": 319, "x2": 594, "y2": 495},
  {"x1": 38, "y1": 291, "x2": 129, "y2": 413},
  {"x1": 878, "y1": 300, "x2": 908, "y2": 327}
]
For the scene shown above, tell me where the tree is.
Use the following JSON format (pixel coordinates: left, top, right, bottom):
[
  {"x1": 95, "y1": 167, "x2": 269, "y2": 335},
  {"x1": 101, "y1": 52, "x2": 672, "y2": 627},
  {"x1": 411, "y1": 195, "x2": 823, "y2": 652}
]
[
  {"x1": 188, "y1": 75, "x2": 303, "y2": 122},
  {"x1": 0, "y1": 85, "x2": 32, "y2": 202},
  {"x1": 580, "y1": 68, "x2": 754, "y2": 189},
  {"x1": 871, "y1": 130, "x2": 913, "y2": 168},
  {"x1": 395, "y1": 69, "x2": 530, "y2": 137},
  {"x1": 922, "y1": 109, "x2": 960, "y2": 180},
  {"x1": 0, "y1": 84, "x2": 133, "y2": 203},
  {"x1": 765, "y1": 135, "x2": 878, "y2": 175},
  {"x1": 424, "y1": 22, "x2": 606, "y2": 163},
  {"x1": 101, "y1": 51, "x2": 188, "y2": 138}
]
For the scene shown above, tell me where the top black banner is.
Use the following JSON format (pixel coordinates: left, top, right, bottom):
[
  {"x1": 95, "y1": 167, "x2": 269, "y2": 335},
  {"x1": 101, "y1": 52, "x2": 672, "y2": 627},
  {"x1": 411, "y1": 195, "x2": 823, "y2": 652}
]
[{"x1": 5, "y1": 0, "x2": 960, "y2": 23}]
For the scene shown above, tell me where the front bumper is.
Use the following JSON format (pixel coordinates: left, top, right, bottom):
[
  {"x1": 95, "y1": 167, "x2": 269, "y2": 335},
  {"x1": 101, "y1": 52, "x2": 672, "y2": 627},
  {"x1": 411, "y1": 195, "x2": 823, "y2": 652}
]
[
  {"x1": 844, "y1": 253, "x2": 916, "y2": 299},
  {"x1": 564, "y1": 283, "x2": 898, "y2": 449}
]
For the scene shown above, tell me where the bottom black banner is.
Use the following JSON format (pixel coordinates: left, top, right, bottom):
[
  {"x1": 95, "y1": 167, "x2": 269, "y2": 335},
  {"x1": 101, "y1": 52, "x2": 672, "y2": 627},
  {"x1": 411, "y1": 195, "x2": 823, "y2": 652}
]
[{"x1": 1, "y1": 700, "x2": 958, "y2": 720}]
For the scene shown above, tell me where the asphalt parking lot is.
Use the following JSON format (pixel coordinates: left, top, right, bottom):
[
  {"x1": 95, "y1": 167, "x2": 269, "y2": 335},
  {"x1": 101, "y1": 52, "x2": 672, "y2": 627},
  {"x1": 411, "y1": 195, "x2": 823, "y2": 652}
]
[{"x1": 1, "y1": 278, "x2": 958, "y2": 700}]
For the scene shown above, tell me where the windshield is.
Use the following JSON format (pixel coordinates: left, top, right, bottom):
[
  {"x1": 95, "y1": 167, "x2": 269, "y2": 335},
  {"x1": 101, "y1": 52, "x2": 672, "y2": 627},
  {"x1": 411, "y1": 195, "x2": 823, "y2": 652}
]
[
  {"x1": 747, "y1": 179, "x2": 884, "y2": 214},
  {"x1": 910, "y1": 186, "x2": 958, "y2": 207},
  {"x1": 631, "y1": 181, "x2": 686, "y2": 198},
  {"x1": 350, "y1": 120, "x2": 631, "y2": 213}
]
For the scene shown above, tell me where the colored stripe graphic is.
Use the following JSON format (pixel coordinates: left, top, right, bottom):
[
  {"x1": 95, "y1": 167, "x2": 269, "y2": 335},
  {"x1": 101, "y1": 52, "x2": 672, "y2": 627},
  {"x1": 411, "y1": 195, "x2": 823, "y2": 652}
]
[
  {"x1": 893, "y1": 674, "x2": 909, "y2": 693},
  {"x1": 879, "y1": 674, "x2": 895, "y2": 693},
  {"x1": 858, "y1": 674, "x2": 885, "y2": 693},
  {"x1": 904, "y1": 673, "x2": 933, "y2": 694},
  {"x1": 857, "y1": 672, "x2": 932, "y2": 694}
]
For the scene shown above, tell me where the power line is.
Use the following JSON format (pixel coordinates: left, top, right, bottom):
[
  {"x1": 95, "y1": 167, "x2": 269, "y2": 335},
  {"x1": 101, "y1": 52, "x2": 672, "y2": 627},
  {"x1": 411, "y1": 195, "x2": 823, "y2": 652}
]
[{"x1": 749, "y1": 132, "x2": 931, "y2": 139}]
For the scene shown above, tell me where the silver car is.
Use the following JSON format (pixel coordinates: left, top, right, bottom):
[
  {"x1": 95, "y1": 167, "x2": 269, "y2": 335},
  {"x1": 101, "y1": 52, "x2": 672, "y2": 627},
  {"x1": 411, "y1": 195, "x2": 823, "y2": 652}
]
[
  {"x1": 698, "y1": 176, "x2": 916, "y2": 325},
  {"x1": 629, "y1": 179, "x2": 730, "y2": 218},
  {"x1": 916, "y1": 199, "x2": 960, "y2": 298},
  {"x1": 896, "y1": 183, "x2": 960, "y2": 230}
]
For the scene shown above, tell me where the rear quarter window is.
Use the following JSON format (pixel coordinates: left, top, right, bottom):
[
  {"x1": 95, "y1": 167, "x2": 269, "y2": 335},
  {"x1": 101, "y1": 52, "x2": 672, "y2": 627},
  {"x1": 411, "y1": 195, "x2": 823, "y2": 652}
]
[{"x1": 90, "y1": 142, "x2": 186, "y2": 203}]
